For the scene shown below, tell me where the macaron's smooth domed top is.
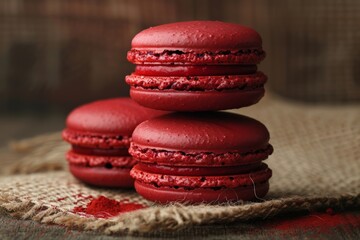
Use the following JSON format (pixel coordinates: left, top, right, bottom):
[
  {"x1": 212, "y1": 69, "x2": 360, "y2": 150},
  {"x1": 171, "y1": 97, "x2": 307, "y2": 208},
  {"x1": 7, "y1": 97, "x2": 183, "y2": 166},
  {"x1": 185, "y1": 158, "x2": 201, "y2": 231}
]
[
  {"x1": 131, "y1": 21, "x2": 262, "y2": 51},
  {"x1": 66, "y1": 98, "x2": 165, "y2": 136},
  {"x1": 132, "y1": 112, "x2": 270, "y2": 153}
]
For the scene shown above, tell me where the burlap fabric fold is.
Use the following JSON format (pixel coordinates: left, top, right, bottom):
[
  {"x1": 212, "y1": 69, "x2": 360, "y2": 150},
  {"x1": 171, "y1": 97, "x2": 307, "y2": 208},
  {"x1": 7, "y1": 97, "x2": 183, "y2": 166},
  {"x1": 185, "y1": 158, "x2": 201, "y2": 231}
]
[{"x1": 0, "y1": 95, "x2": 359, "y2": 235}]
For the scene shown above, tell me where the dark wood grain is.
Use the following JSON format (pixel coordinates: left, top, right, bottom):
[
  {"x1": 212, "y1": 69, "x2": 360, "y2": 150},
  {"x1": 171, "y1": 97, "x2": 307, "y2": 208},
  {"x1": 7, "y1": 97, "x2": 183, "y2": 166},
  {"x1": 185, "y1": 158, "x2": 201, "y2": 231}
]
[{"x1": 1, "y1": 211, "x2": 360, "y2": 240}]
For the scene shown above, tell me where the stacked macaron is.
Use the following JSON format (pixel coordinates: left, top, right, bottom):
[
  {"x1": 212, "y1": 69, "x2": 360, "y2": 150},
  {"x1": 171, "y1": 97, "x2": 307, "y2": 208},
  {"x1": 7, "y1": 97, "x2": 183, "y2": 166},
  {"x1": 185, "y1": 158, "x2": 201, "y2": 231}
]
[
  {"x1": 129, "y1": 112, "x2": 273, "y2": 203},
  {"x1": 62, "y1": 98, "x2": 165, "y2": 188},
  {"x1": 126, "y1": 21, "x2": 266, "y2": 111},
  {"x1": 126, "y1": 21, "x2": 273, "y2": 203}
]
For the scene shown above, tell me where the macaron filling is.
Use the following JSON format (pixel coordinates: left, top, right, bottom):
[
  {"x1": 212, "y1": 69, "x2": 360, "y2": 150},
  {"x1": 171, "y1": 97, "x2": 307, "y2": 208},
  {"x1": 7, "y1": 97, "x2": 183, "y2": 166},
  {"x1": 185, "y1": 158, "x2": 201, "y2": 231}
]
[
  {"x1": 135, "y1": 65, "x2": 257, "y2": 76},
  {"x1": 136, "y1": 162, "x2": 263, "y2": 176},
  {"x1": 127, "y1": 49, "x2": 265, "y2": 65},
  {"x1": 130, "y1": 163, "x2": 272, "y2": 189},
  {"x1": 135, "y1": 179, "x2": 269, "y2": 192},
  {"x1": 62, "y1": 129, "x2": 131, "y2": 149},
  {"x1": 71, "y1": 145, "x2": 130, "y2": 156},
  {"x1": 126, "y1": 72, "x2": 266, "y2": 91},
  {"x1": 67, "y1": 150, "x2": 136, "y2": 168},
  {"x1": 129, "y1": 143, "x2": 273, "y2": 166}
]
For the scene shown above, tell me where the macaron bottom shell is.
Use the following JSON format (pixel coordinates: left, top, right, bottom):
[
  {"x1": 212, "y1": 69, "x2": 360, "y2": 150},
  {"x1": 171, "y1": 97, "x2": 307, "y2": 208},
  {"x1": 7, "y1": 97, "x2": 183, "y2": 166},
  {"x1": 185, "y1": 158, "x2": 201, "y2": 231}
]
[
  {"x1": 129, "y1": 143, "x2": 273, "y2": 167},
  {"x1": 134, "y1": 180, "x2": 269, "y2": 204},
  {"x1": 136, "y1": 162, "x2": 263, "y2": 176},
  {"x1": 130, "y1": 87, "x2": 265, "y2": 111},
  {"x1": 69, "y1": 165, "x2": 134, "y2": 188},
  {"x1": 130, "y1": 163, "x2": 272, "y2": 203}
]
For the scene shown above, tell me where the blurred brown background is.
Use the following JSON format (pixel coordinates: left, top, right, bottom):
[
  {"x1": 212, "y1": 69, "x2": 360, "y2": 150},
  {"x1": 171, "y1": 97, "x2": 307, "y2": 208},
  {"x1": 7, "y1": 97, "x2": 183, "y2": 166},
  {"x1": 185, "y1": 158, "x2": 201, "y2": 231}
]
[{"x1": 0, "y1": 0, "x2": 359, "y2": 114}]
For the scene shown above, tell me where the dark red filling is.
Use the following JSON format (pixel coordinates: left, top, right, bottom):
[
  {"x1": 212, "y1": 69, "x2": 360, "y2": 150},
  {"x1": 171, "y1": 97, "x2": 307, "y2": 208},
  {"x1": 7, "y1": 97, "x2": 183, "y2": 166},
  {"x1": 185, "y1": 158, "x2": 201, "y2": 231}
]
[
  {"x1": 136, "y1": 162, "x2": 263, "y2": 176},
  {"x1": 72, "y1": 145, "x2": 130, "y2": 156},
  {"x1": 127, "y1": 49, "x2": 266, "y2": 65},
  {"x1": 135, "y1": 65, "x2": 257, "y2": 76},
  {"x1": 129, "y1": 144, "x2": 273, "y2": 166}
]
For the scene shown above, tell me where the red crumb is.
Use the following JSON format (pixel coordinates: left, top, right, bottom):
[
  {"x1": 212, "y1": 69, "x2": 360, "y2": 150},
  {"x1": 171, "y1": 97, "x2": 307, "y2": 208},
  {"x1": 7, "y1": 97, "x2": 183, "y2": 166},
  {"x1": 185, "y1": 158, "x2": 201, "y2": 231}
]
[
  {"x1": 72, "y1": 194, "x2": 94, "y2": 204},
  {"x1": 73, "y1": 196, "x2": 145, "y2": 218},
  {"x1": 74, "y1": 193, "x2": 93, "y2": 199},
  {"x1": 57, "y1": 197, "x2": 67, "y2": 201}
]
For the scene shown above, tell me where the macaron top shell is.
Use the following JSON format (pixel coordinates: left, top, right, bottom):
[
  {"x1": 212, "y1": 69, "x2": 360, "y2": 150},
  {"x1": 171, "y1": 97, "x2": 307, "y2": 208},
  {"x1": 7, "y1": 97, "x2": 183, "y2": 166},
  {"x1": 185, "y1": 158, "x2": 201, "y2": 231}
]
[
  {"x1": 128, "y1": 21, "x2": 265, "y2": 65},
  {"x1": 132, "y1": 112, "x2": 270, "y2": 153},
  {"x1": 65, "y1": 98, "x2": 165, "y2": 137},
  {"x1": 131, "y1": 21, "x2": 262, "y2": 51}
]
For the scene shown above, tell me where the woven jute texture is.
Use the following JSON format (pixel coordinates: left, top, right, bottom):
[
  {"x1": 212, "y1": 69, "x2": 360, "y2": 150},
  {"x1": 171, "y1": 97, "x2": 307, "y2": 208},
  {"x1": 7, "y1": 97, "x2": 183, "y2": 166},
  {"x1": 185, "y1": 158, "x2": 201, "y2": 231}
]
[{"x1": 0, "y1": 95, "x2": 359, "y2": 235}]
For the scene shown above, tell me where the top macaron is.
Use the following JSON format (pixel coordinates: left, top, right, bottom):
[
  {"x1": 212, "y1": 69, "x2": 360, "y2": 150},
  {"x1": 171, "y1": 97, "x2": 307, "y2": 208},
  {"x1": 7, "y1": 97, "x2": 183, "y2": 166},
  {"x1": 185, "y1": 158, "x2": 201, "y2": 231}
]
[
  {"x1": 128, "y1": 21, "x2": 265, "y2": 65},
  {"x1": 126, "y1": 21, "x2": 267, "y2": 111}
]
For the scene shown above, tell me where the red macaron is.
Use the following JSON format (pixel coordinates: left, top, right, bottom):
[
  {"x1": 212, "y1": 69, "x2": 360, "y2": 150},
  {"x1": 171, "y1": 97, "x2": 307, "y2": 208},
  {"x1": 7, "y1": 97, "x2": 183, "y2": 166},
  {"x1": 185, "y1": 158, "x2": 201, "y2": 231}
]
[
  {"x1": 129, "y1": 112, "x2": 273, "y2": 203},
  {"x1": 126, "y1": 21, "x2": 267, "y2": 111},
  {"x1": 62, "y1": 98, "x2": 166, "y2": 188}
]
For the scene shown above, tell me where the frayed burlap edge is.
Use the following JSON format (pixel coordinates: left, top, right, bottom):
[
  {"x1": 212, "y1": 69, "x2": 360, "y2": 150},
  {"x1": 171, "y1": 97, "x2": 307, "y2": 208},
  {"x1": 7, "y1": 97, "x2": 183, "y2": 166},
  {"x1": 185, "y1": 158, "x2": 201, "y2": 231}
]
[
  {"x1": 3, "y1": 132, "x2": 67, "y2": 175},
  {"x1": 0, "y1": 193, "x2": 359, "y2": 235}
]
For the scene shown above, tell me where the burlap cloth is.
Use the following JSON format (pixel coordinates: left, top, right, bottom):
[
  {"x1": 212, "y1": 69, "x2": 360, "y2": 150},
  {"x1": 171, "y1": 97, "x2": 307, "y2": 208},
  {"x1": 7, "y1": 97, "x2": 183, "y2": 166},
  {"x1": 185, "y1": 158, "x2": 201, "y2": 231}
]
[{"x1": 0, "y1": 94, "x2": 359, "y2": 235}]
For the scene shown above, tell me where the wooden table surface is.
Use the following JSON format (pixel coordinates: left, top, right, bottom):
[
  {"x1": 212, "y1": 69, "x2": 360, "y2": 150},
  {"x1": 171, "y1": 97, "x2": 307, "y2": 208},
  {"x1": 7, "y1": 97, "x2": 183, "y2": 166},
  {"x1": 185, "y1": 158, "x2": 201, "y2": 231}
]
[
  {"x1": 1, "y1": 113, "x2": 359, "y2": 239},
  {"x1": 1, "y1": 210, "x2": 359, "y2": 239}
]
